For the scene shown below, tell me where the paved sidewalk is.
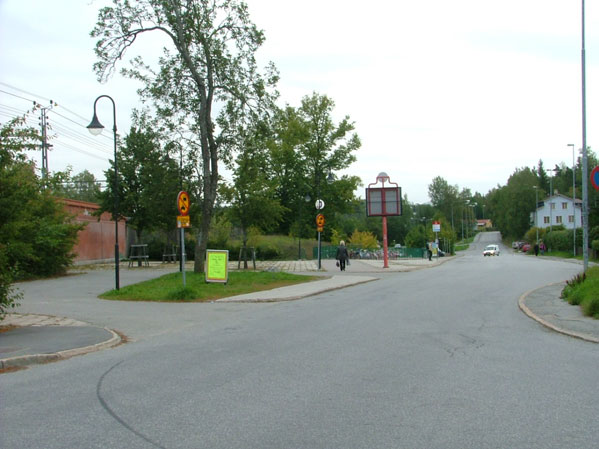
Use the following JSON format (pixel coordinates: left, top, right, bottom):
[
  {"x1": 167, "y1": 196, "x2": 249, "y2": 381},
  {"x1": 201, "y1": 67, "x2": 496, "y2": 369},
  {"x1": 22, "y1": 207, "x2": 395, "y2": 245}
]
[
  {"x1": 0, "y1": 314, "x2": 121, "y2": 369},
  {"x1": 519, "y1": 282, "x2": 599, "y2": 343},
  {"x1": 217, "y1": 275, "x2": 376, "y2": 302},
  {"x1": 254, "y1": 256, "x2": 448, "y2": 273}
]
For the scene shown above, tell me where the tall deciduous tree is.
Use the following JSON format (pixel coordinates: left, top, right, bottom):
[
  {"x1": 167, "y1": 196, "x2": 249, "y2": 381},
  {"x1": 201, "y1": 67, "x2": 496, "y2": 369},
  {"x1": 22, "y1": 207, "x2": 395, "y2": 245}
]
[
  {"x1": 428, "y1": 176, "x2": 460, "y2": 227},
  {"x1": 92, "y1": 0, "x2": 278, "y2": 271},
  {"x1": 98, "y1": 124, "x2": 180, "y2": 241},
  {"x1": 487, "y1": 167, "x2": 538, "y2": 239},
  {"x1": 269, "y1": 93, "x2": 361, "y2": 238},
  {"x1": 53, "y1": 169, "x2": 102, "y2": 202},
  {"x1": 229, "y1": 116, "x2": 286, "y2": 265}
]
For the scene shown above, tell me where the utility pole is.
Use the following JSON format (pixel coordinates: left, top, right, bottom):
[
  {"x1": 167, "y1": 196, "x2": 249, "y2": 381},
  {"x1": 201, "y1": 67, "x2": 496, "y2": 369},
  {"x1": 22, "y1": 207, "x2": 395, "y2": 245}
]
[
  {"x1": 36, "y1": 100, "x2": 55, "y2": 181},
  {"x1": 581, "y1": 0, "x2": 589, "y2": 271}
]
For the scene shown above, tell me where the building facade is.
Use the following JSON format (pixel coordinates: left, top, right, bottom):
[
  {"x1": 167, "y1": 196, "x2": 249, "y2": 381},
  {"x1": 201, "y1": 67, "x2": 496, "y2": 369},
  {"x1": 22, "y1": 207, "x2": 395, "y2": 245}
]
[
  {"x1": 532, "y1": 193, "x2": 581, "y2": 230},
  {"x1": 62, "y1": 199, "x2": 126, "y2": 264}
]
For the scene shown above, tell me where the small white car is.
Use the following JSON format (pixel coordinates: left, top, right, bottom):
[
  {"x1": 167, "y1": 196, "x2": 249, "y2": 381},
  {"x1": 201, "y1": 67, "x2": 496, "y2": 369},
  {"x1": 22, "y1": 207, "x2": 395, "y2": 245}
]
[{"x1": 483, "y1": 244, "x2": 500, "y2": 256}]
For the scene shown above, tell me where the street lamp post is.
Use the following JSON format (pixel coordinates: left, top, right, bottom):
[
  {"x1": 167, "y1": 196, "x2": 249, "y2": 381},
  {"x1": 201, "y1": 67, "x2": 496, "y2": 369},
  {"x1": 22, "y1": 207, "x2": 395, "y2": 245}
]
[
  {"x1": 315, "y1": 169, "x2": 334, "y2": 270},
  {"x1": 469, "y1": 203, "x2": 476, "y2": 236},
  {"x1": 533, "y1": 186, "x2": 539, "y2": 244},
  {"x1": 568, "y1": 143, "x2": 576, "y2": 256},
  {"x1": 298, "y1": 193, "x2": 310, "y2": 260},
  {"x1": 581, "y1": 0, "x2": 589, "y2": 270},
  {"x1": 87, "y1": 95, "x2": 120, "y2": 290}
]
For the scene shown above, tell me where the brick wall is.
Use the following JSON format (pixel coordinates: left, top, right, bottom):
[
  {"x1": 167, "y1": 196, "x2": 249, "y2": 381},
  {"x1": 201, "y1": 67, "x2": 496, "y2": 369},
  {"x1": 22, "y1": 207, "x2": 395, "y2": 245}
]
[{"x1": 62, "y1": 199, "x2": 126, "y2": 264}]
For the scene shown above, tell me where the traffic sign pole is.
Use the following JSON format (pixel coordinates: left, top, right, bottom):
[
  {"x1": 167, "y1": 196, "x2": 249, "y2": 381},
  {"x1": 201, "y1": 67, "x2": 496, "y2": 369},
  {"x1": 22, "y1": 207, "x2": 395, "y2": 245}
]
[
  {"x1": 382, "y1": 216, "x2": 389, "y2": 268},
  {"x1": 181, "y1": 227, "x2": 186, "y2": 287},
  {"x1": 316, "y1": 213, "x2": 325, "y2": 270},
  {"x1": 177, "y1": 191, "x2": 190, "y2": 284}
]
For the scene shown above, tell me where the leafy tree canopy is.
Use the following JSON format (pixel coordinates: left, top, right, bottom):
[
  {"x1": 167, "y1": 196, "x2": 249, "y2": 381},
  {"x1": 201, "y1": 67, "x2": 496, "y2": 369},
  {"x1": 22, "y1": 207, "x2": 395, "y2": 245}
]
[{"x1": 92, "y1": 0, "x2": 279, "y2": 271}]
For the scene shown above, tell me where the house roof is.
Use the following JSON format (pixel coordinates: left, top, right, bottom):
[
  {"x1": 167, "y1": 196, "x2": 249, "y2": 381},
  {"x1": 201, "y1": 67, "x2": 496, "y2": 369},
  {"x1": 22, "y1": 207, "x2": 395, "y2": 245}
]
[{"x1": 537, "y1": 193, "x2": 582, "y2": 209}]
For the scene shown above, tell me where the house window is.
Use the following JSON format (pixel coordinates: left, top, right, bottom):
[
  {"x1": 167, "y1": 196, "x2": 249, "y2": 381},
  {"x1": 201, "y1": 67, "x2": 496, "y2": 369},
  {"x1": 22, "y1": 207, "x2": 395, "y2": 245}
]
[
  {"x1": 551, "y1": 203, "x2": 556, "y2": 210},
  {"x1": 544, "y1": 216, "x2": 550, "y2": 224},
  {"x1": 569, "y1": 215, "x2": 574, "y2": 223},
  {"x1": 562, "y1": 202, "x2": 568, "y2": 209},
  {"x1": 556, "y1": 216, "x2": 562, "y2": 224}
]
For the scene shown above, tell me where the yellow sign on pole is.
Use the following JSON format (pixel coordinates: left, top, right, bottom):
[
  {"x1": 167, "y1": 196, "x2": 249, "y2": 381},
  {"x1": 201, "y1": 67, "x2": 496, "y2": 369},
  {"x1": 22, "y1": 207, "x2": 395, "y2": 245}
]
[
  {"x1": 177, "y1": 215, "x2": 191, "y2": 228},
  {"x1": 206, "y1": 250, "x2": 229, "y2": 283}
]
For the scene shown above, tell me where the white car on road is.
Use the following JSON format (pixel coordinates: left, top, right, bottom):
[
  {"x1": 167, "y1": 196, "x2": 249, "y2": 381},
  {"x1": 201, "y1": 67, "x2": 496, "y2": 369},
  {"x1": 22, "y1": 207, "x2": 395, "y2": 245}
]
[{"x1": 483, "y1": 244, "x2": 500, "y2": 256}]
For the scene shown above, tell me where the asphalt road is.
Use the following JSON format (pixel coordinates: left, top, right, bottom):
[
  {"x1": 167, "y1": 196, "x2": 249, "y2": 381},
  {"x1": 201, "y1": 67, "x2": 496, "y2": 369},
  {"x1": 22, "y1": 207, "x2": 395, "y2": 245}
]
[{"x1": 2, "y1": 232, "x2": 598, "y2": 449}]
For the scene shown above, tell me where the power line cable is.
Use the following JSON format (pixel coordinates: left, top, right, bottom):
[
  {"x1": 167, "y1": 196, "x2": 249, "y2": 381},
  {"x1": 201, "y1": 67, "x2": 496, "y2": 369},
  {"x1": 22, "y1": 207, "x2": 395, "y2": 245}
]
[{"x1": 0, "y1": 81, "x2": 52, "y2": 103}]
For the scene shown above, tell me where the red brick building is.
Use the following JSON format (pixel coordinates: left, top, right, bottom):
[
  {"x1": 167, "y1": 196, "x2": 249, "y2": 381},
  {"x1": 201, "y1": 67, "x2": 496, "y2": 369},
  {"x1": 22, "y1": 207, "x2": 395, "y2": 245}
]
[{"x1": 62, "y1": 199, "x2": 126, "y2": 264}]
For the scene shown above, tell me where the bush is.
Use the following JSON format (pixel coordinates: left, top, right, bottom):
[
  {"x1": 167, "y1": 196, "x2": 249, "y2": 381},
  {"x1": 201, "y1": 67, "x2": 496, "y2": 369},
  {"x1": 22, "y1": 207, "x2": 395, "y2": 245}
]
[
  {"x1": 544, "y1": 230, "x2": 571, "y2": 252},
  {"x1": 0, "y1": 247, "x2": 21, "y2": 320},
  {"x1": 524, "y1": 227, "x2": 545, "y2": 244},
  {"x1": 562, "y1": 267, "x2": 599, "y2": 319},
  {"x1": 255, "y1": 242, "x2": 282, "y2": 260},
  {"x1": 349, "y1": 229, "x2": 378, "y2": 249}
]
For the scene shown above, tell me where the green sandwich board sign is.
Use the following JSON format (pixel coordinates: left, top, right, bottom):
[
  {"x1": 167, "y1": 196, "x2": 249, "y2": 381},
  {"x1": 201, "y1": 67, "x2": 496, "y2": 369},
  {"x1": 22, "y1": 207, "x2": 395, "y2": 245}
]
[{"x1": 206, "y1": 250, "x2": 229, "y2": 283}]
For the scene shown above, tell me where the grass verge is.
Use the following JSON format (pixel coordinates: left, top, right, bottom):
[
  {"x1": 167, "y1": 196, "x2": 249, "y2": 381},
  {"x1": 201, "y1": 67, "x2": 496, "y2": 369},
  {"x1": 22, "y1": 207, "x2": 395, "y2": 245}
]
[
  {"x1": 562, "y1": 266, "x2": 599, "y2": 319},
  {"x1": 100, "y1": 271, "x2": 319, "y2": 302}
]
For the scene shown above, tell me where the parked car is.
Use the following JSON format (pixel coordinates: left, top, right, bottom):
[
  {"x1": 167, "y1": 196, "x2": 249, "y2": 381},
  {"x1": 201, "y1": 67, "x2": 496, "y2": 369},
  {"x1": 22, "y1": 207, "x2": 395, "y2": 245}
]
[
  {"x1": 483, "y1": 244, "x2": 500, "y2": 256},
  {"x1": 521, "y1": 243, "x2": 531, "y2": 252}
]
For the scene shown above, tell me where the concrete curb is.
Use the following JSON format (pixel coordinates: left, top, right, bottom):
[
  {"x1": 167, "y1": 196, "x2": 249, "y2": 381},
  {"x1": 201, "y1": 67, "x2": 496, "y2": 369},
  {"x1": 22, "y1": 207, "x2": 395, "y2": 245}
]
[
  {"x1": 518, "y1": 283, "x2": 599, "y2": 344},
  {"x1": 217, "y1": 276, "x2": 377, "y2": 303},
  {"x1": 0, "y1": 325, "x2": 122, "y2": 370}
]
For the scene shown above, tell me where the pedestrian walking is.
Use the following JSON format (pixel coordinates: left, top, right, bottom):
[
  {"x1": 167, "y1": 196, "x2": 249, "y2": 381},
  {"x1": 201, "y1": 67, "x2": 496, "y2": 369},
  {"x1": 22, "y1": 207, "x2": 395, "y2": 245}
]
[
  {"x1": 534, "y1": 242, "x2": 539, "y2": 256},
  {"x1": 427, "y1": 242, "x2": 433, "y2": 261},
  {"x1": 336, "y1": 241, "x2": 349, "y2": 271}
]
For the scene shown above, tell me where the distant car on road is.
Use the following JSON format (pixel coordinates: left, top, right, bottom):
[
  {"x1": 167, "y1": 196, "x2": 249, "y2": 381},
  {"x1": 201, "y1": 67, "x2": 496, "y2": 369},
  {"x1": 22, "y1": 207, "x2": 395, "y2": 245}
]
[
  {"x1": 483, "y1": 244, "x2": 500, "y2": 256},
  {"x1": 521, "y1": 243, "x2": 531, "y2": 253}
]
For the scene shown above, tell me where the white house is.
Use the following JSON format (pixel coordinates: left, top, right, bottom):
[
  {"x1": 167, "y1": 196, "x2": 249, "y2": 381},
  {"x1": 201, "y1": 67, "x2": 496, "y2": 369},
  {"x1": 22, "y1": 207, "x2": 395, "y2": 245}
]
[{"x1": 531, "y1": 193, "x2": 582, "y2": 230}]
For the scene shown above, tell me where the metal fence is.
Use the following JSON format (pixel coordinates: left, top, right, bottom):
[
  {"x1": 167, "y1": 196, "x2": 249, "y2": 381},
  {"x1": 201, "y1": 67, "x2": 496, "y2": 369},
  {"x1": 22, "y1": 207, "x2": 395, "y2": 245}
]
[{"x1": 314, "y1": 246, "x2": 426, "y2": 260}]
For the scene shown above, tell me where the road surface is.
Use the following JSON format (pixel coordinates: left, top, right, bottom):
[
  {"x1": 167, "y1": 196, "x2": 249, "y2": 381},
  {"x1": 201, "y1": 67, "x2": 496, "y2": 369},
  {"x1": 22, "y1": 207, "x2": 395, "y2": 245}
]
[{"x1": 1, "y1": 232, "x2": 597, "y2": 448}]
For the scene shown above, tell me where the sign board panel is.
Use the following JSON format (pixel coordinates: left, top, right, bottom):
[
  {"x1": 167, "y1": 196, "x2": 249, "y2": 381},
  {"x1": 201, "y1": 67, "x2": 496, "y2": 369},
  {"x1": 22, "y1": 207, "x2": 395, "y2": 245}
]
[
  {"x1": 366, "y1": 187, "x2": 402, "y2": 217},
  {"x1": 432, "y1": 221, "x2": 441, "y2": 233},
  {"x1": 591, "y1": 166, "x2": 599, "y2": 191},
  {"x1": 315, "y1": 199, "x2": 325, "y2": 210},
  {"x1": 205, "y1": 250, "x2": 229, "y2": 283},
  {"x1": 177, "y1": 215, "x2": 191, "y2": 228}
]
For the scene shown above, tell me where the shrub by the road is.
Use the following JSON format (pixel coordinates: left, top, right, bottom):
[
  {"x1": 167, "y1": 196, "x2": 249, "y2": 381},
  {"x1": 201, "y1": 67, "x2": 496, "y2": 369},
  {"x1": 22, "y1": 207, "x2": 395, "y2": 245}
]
[{"x1": 562, "y1": 267, "x2": 599, "y2": 319}]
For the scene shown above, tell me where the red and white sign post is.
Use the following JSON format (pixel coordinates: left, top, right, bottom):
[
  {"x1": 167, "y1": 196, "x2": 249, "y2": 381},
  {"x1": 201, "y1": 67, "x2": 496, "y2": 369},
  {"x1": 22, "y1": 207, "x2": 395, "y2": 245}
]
[{"x1": 366, "y1": 172, "x2": 402, "y2": 268}]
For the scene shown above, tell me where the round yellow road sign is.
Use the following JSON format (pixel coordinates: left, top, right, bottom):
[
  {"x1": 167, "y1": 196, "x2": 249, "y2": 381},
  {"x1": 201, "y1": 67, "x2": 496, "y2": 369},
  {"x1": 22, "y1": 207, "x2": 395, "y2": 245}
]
[
  {"x1": 316, "y1": 213, "x2": 325, "y2": 227},
  {"x1": 177, "y1": 191, "x2": 190, "y2": 216}
]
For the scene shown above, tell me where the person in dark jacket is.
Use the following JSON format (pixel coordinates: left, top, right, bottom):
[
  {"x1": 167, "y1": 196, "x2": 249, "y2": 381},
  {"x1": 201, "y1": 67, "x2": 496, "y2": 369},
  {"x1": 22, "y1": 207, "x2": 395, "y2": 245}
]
[{"x1": 336, "y1": 240, "x2": 349, "y2": 271}]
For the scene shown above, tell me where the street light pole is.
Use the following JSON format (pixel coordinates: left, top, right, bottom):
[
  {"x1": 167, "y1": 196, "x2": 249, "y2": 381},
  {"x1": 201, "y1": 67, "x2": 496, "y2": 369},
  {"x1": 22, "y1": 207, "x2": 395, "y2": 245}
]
[
  {"x1": 535, "y1": 187, "x2": 539, "y2": 243},
  {"x1": 568, "y1": 143, "x2": 576, "y2": 256},
  {"x1": 87, "y1": 95, "x2": 120, "y2": 290},
  {"x1": 581, "y1": 0, "x2": 589, "y2": 270}
]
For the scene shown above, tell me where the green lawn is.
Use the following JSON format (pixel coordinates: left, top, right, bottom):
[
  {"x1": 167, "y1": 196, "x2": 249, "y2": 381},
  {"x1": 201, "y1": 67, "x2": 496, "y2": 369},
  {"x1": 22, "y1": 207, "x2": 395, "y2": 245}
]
[
  {"x1": 562, "y1": 266, "x2": 599, "y2": 319},
  {"x1": 100, "y1": 271, "x2": 319, "y2": 302}
]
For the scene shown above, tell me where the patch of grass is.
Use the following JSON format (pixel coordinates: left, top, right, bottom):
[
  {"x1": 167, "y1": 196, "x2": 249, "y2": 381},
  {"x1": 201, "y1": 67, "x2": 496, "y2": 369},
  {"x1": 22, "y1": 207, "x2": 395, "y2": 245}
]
[
  {"x1": 100, "y1": 271, "x2": 319, "y2": 302},
  {"x1": 562, "y1": 267, "x2": 599, "y2": 319}
]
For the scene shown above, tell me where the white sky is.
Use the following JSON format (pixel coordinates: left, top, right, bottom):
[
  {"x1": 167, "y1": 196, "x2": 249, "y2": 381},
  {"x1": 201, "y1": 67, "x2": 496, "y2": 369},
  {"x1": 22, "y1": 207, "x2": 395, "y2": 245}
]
[{"x1": 1, "y1": 0, "x2": 598, "y2": 204}]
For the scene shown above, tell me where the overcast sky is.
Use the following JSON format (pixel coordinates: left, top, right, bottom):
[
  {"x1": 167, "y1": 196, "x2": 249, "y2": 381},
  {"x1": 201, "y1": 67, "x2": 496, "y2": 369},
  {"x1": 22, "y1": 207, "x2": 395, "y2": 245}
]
[{"x1": 1, "y1": 0, "x2": 598, "y2": 204}]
